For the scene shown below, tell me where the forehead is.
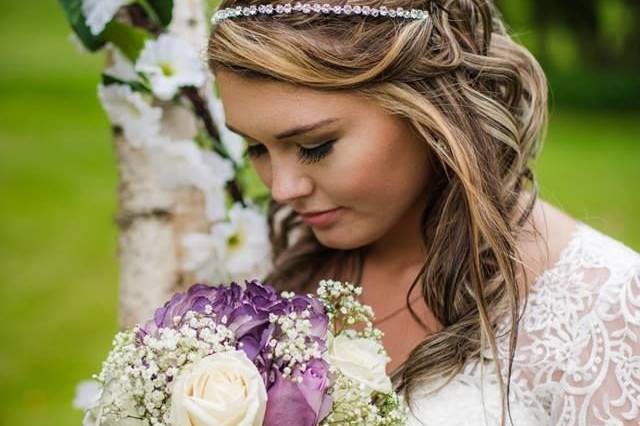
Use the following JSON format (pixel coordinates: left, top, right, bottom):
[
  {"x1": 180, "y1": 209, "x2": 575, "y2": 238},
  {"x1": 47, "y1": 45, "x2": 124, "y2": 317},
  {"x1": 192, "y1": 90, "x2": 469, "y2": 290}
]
[{"x1": 215, "y1": 70, "x2": 368, "y2": 135}]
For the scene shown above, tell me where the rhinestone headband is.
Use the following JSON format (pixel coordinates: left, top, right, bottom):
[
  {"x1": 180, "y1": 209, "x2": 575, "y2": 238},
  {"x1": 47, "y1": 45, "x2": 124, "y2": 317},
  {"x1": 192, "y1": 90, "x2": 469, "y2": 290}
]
[{"x1": 212, "y1": 2, "x2": 431, "y2": 24}]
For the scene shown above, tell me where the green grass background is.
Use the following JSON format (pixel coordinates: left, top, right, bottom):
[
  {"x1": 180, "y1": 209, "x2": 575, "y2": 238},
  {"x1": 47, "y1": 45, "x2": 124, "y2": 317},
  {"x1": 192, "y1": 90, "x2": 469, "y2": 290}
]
[{"x1": 0, "y1": 1, "x2": 638, "y2": 425}]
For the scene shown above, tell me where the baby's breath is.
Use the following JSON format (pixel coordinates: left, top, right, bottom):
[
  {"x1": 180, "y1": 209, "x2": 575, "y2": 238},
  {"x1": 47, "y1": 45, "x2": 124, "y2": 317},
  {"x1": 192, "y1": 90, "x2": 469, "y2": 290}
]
[
  {"x1": 87, "y1": 281, "x2": 407, "y2": 425},
  {"x1": 317, "y1": 279, "x2": 382, "y2": 340},
  {"x1": 92, "y1": 310, "x2": 235, "y2": 425},
  {"x1": 320, "y1": 371, "x2": 407, "y2": 425},
  {"x1": 269, "y1": 307, "x2": 323, "y2": 377},
  {"x1": 316, "y1": 280, "x2": 406, "y2": 425}
]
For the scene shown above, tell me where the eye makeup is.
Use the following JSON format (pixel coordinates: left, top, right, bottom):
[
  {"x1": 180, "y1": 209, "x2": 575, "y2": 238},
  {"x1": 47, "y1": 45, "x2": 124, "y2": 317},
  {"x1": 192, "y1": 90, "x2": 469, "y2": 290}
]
[{"x1": 245, "y1": 139, "x2": 337, "y2": 164}]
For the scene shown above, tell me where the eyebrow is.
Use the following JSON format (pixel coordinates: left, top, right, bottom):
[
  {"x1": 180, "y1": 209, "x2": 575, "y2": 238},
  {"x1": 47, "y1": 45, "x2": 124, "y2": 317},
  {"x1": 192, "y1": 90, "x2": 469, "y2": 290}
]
[{"x1": 225, "y1": 118, "x2": 341, "y2": 142}]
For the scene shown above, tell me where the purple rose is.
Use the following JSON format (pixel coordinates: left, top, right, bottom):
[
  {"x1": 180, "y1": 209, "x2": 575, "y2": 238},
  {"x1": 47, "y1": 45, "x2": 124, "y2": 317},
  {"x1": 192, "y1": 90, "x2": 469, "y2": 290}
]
[
  {"x1": 264, "y1": 358, "x2": 333, "y2": 426},
  {"x1": 226, "y1": 282, "x2": 329, "y2": 367},
  {"x1": 137, "y1": 280, "x2": 333, "y2": 402},
  {"x1": 138, "y1": 283, "x2": 229, "y2": 338},
  {"x1": 226, "y1": 281, "x2": 285, "y2": 363}
]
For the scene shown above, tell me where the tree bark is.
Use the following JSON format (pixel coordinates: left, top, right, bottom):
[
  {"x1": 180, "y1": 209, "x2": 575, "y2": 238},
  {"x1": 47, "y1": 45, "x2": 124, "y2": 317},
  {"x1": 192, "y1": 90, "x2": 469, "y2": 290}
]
[{"x1": 116, "y1": 0, "x2": 211, "y2": 328}]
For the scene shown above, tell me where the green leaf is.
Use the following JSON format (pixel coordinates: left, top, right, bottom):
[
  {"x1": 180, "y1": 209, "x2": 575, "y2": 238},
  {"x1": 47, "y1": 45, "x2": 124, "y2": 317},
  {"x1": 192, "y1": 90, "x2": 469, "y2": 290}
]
[
  {"x1": 101, "y1": 74, "x2": 150, "y2": 93},
  {"x1": 148, "y1": 0, "x2": 174, "y2": 26},
  {"x1": 58, "y1": 0, "x2": 106, "y2": 51},
  {"x1": 102, "y1": 21, "x2": 152, "y2": 63}
]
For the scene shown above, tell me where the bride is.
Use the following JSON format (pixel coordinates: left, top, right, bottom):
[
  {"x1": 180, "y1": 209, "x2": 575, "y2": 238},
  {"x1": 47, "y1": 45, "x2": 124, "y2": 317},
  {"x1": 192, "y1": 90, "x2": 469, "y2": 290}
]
[{"x1": 207, "y1": 1, "x2": 640, "y2": 424}]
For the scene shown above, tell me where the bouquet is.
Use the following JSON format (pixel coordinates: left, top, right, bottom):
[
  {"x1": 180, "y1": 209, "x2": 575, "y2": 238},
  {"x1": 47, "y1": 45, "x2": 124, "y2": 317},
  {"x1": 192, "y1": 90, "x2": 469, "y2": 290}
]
[{"x1": 82, "y1": 279, "x2": 407, "y2": 425}]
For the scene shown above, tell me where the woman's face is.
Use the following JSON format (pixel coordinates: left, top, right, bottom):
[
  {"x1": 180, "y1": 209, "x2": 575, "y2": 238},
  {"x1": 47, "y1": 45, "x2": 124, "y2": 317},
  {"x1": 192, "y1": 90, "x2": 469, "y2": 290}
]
[{"x1": 216, "y1": 70, "x2": 432, "y2": 250}]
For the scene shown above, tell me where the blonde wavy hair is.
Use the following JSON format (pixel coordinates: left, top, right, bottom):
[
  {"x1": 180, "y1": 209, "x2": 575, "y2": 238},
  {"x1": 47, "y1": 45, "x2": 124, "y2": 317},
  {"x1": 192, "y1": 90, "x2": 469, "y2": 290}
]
[{"x1": 208, "y1": 0, "x2": 548, "y2": 422}]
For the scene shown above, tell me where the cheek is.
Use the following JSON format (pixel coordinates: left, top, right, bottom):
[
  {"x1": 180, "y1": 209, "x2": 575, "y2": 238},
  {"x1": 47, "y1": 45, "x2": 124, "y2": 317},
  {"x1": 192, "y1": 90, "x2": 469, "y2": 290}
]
[
  {"x1": 251, "y1": 158, "x2": 272, "y2": 188},
  {"x1": 322, "y1": 137, "x2": 429, "y2": 210},
  {"x1": 309, "y1": 137, "x2": 431, "y2": 250}
]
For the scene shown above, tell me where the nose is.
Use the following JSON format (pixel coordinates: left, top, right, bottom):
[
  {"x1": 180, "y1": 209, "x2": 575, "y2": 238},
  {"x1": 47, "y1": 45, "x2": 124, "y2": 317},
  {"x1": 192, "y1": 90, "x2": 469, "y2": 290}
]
[{"x1": 269, "y1": 159, "x2": 314, "y2": 204}]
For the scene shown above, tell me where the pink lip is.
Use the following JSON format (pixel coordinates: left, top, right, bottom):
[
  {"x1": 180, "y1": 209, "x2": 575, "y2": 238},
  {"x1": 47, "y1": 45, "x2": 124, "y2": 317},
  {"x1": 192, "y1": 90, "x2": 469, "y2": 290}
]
[{"x1": 299, "y1": 208, "x2": 342, "y2": 227}]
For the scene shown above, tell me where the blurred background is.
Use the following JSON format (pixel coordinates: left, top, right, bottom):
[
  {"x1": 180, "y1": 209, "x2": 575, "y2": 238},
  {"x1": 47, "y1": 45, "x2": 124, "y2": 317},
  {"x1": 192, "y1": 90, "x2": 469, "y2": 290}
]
[{"x1": 0, "y1": 0, "x2": 638, "y2": 424}]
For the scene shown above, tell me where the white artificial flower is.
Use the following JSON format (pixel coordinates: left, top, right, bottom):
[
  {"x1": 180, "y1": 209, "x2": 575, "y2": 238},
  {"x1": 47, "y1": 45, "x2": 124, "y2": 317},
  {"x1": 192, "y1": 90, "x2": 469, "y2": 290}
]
[
  {"x1": 181, "y1": 232, "x2": 226, "y2": 283},
  {"x1": 148, "y1": 139, "x2": 205, "y2": 189},
  {"x1": 82, "y1": 0, "x2": 132, "y2": 36},
  {"x1": 181, "y1": 203, "x2": 272, "y2": 284},
  {"x1": 201, "y1": 183, "x2": 230, "y2": 223},
  {"x1": 73, "y1": 380, "x2": 101, "y2": 411},
  {"x1": 200, "y1": 150, "x2": 236, "y2": 220},
  {"x1": 135, "y1": 34, "x2": 206, "y2": 101},
  {"x1": 97, "y1": 84, "x2": 163, "y2": 148},
  {"x1": 148, "y1": 139, "x2": 234, "y2": 220},
  {"x1": 211, "y1": 203, "x2": 272, "y2": 280},
  {"x1": 201, "y1": 148, "x2": 235, "y2": 184},
  {"x1": 170, "y1": 350, "x2": 267, "y2": 426},
  {"x1": 208, "y1": 95, "x2": 246, "y2": 165},
  {"x1": 104, "y1": 45, "x2": 139, "y2": 82},
  {"x1": 328, "y1": 334, "x2": 392, "y2": 394}
]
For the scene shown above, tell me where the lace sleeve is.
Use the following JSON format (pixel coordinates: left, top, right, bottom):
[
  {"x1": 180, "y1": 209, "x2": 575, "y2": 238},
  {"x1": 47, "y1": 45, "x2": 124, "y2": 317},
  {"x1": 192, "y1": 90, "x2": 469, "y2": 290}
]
[
  {"x1": 404, "y1": 225, "x2": 640, "y2": 426},
  {"x1": 549, "y1": 263, "x2": 640, "y2": 425}
]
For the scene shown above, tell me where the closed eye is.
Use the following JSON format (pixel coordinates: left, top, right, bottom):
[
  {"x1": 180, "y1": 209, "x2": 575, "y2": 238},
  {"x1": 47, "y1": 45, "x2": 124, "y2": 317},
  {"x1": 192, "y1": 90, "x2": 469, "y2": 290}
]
[
  {"x1": 246, "y1": 143, "x2": 268, "y2": 159},
  {"x1": 245, "y1": 139, "x2": 337, "y2": 165}
]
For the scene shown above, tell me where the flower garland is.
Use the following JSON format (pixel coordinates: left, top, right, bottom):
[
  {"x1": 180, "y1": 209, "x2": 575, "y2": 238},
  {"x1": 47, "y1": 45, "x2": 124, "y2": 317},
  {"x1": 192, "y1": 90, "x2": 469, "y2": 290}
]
[{"x1": 60, "y1": 0, "x2": 272, "y2": 285}]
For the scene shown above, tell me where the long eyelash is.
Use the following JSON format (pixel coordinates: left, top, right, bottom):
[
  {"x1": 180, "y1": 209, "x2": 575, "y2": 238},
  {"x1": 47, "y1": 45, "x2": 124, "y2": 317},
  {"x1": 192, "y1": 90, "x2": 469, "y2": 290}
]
[
  {"x1": 245, "y1": 140, "x2": 337, "y2": 164},
  {"x1": 246, "y1": 144, "x2": 267, "y2": 159},
  {"x1": 297, "y1": 139, "x2": 336, "y2": 164}
]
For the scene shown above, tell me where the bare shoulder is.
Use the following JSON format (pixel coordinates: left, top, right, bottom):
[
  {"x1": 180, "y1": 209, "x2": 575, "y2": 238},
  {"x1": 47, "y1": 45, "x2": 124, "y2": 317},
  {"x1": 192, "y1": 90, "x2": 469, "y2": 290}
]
[
  {"x1": 529, "y1": 197, "x2": 579, "y2": 256},
  {"x1": 514, "y1": 195, "x2": 580, "y2": 290}
]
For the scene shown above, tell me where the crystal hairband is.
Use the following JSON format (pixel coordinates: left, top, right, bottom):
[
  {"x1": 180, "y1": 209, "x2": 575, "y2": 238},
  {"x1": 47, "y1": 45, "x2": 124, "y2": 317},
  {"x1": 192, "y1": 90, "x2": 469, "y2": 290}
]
[{"x1": 212, "y1": 2, "x2": 431, "y2": 24}]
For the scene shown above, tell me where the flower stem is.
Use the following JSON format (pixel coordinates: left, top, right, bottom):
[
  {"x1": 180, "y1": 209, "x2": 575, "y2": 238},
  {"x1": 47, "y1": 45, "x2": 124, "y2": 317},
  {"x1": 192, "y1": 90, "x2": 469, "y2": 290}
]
[{"x1": 135, "y1": 0, "x2": 162, "y2": 27}]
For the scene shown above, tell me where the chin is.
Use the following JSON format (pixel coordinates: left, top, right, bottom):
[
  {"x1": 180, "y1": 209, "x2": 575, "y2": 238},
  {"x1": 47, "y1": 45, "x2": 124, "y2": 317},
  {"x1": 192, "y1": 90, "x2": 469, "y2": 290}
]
[{"x1": 312, "y1": 226, "x2": 372, "y2": 250}]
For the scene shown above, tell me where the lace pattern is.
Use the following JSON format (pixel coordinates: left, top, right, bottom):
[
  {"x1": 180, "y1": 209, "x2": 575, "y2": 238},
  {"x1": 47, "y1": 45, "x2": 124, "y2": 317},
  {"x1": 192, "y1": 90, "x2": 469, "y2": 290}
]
[{"x1": 407, "y1": 222, "x2": 640, "y2": 425}]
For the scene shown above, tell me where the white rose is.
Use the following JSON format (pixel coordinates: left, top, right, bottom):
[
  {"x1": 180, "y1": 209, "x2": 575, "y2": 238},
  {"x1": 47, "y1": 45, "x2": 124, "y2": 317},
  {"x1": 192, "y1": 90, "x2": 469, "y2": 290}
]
[
  {"x1": 328, "y1": 334, "x2": 392, "y2": 394},
  {"x1": 170, "y1": 350, "x2": 267, "y2": 426}
]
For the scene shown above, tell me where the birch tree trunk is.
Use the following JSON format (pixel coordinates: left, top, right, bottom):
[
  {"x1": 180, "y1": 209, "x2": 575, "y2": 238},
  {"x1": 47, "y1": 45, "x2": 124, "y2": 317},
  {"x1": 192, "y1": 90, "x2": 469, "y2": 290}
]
[{"x1": 116, "y1": 0, "x2": 211, "y2": 328}]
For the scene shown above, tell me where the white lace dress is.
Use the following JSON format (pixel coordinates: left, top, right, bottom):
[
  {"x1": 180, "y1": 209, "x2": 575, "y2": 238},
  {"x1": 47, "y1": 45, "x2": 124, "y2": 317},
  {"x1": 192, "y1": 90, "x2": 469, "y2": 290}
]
[{"x1": 407, "y1": 222, "x2": 640, "y2": 426}]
